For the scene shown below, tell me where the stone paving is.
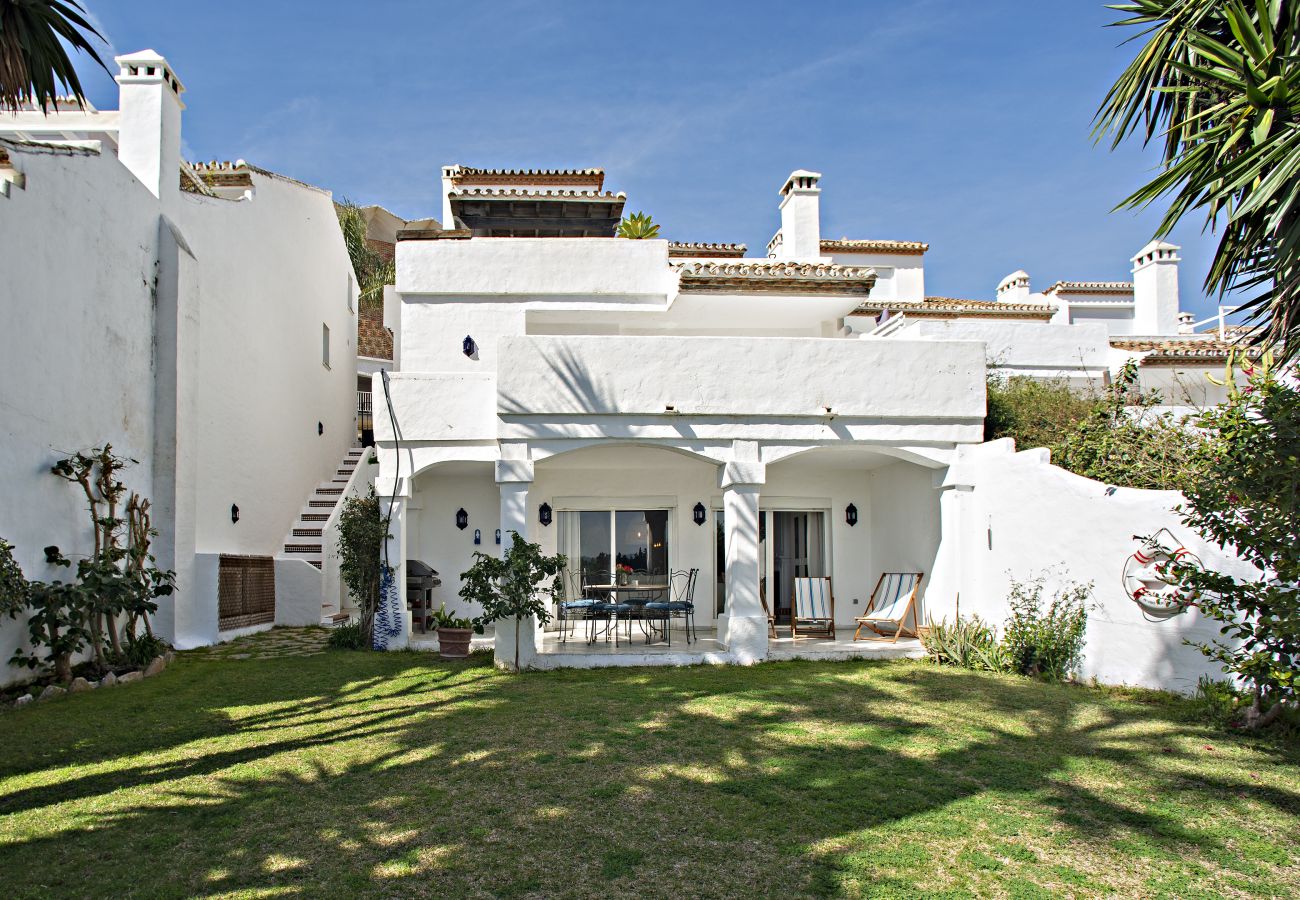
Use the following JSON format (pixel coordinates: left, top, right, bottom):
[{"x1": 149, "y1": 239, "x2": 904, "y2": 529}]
[{"x1": 186, "y1": 626, "x2": 330, "y2": 660}]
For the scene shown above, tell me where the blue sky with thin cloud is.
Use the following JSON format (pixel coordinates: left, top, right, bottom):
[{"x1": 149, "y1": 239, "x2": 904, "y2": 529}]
[{"x1": 74, "y1": 1, "x2": 1228, "y2": 317}]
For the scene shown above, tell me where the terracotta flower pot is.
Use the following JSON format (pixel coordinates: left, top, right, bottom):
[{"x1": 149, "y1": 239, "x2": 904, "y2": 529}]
[{"x1": 436, "y1": 627, "x2": 473, "y2": 659}]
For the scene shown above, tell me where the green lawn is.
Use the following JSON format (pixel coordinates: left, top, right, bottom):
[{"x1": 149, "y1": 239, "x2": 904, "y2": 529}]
[{"x1": 1, "y1": 632, "x2": 1298, "y2": 898}]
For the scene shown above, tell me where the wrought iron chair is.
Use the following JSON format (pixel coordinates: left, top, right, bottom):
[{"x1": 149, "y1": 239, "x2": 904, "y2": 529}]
[
  {"x1": 557, "y1": 569, "x2": 596, "y2": 643},
  {"x1": 646, "y1": 568, "x2": 698, "y2": 646}
]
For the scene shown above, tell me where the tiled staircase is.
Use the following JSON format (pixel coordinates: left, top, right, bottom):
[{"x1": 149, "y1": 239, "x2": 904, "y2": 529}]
[{"x1": 280, "y1": 447, "x2": 365, "y2": 571}]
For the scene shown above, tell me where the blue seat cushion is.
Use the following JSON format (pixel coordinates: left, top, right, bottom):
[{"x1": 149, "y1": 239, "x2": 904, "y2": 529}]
[{"x1": 561, "y1": 599, "x2": 597, "y2": 610}]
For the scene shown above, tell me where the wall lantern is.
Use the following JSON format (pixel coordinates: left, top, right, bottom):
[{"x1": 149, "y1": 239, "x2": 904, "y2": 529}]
[
  {"x1": 693, "y1": 502, "x2": 707, "y2": 526},
  {"x1": 462, "y1": 335, "x2": 477, "y2": 357},
  {"x1": 231, "y1": 503, "x2": 241, "y2": 524},
  {"x1": 845, "y1": 503, "x2": 858, "y2": 527},
  {"x1": 318, "y1": 421, "x2": 324, "y2": 436},
  {"x1": 43, "y1": 545, "x2": 61, "y2": 564},
  {"x1": 538, "y1": 502, "x2": 553, "y2": 527},
  {"x1": 455, "y1": 508, "x2": 469, "y2": 530},
  {"x1": 494, "y1": 528, "x2": 502, "y2": 545},
  {"x1": 474, "y1": 528, "x2": 481, "y2": 545}
]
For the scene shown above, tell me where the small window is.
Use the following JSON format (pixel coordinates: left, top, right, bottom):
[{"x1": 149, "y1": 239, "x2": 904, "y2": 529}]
[{"x1": 322, "y1": 323, "x2": 331, "y2": 369}]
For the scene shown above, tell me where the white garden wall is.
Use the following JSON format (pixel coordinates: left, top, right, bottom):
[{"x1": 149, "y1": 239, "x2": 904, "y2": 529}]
[{"x1": 931, "y1": 440, "x2": 1257, "y2": 694}]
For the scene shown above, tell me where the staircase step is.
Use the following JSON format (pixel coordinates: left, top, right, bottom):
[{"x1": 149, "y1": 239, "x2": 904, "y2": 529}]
[
  {"x1": 316, "y1": 487, "x2": 344, "y2": 496},
  {"x1": 310, "y1": 561, "x2": 323, "y2": 570},
  {"x1": 293, "y1": 528, "x2": 323, "y2": 538},
  {"x1": 301, "y1": 512, "x2": 330, "y2": 521},
  {"x1": 285, "y1": 543, "x2": 322, "y2": 554},
  {"x1": 309, "y1": 500, "x2": 337, "y2": 509},
  {"x1": 332, "y1": 478, "x2": 349, "y2": 484}
]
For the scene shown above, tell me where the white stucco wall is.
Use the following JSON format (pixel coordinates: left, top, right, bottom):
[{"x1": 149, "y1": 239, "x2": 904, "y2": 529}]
[
  {"x1": 0, "y1": 142, "x2": 161, "y2": 684},
  {"x1": 913, "y1": 320, "x2": 1110, "y2": 381},
  {"x1": 497, "y1": 335, "x2": 986, "y2": 422},
  {"x1": 822, "y1": 251, "x2": 925, "y2": 303},
  {"x1": 177, "y1": 171, "x2": 357, "y2": 558}
]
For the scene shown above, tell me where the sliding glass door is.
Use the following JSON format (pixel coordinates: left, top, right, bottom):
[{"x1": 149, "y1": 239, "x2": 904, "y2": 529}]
[{"x1": 558, "y1": 508, "x2": 671, "y2": 584}]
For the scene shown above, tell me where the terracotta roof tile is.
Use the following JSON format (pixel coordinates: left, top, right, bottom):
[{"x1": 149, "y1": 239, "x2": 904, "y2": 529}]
[
  {"x1": 675, "y1": 260, "x2": 876, "y2": 295},
  {"x1": 358, "y1": 308, "x2": 392, "y2": 360},
  {"x1": 1109, "y1": 336, "x2": 1259, "y2": 363},
  {"x1": 821, "y1": 238, "x2": 929, "y2": 255},
  {"x1": 852, "y1": 297, "x2": 1056, "y2": 319},
  {"x1": 667, "y1": 241, "x2": 748, "y2": 258},
  {"x1": 446, "y1": 165, "x2": 605, "y2": 190},
  {"x1": 449, "y1": 187, "x2": 626, "y2": 200},
  {"x1": 1044, "y1": 280, "x2": 1132, "y2": 295}
]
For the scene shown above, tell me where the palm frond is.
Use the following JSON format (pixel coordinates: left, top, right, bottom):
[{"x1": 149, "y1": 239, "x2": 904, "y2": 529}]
[
  {"x1": 1095, "y1": 0, "x2": 1300, "y2": 360},
  {"x1": 0, "y1": 0, "x2": 111, "y2": 113}
]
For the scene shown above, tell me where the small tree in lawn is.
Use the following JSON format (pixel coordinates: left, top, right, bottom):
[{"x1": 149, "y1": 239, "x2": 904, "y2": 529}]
[
  {"x1": 460, "y1": 531, "x2": 564, "y2": 671},
  {"x1": 1173, "y1": 351, "x2": 1300, "y2": 729},
  {"x1": 336, "y1": 487, "x2": 390, "y2": 648}
]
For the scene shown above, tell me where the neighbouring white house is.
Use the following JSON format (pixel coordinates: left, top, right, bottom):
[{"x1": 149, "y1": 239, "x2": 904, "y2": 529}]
[
  {"x1": 0, "y1": 50, "x2": 364, "y2": 686},
  {"x1": 370, "y1": 164, "x2": 1256, "y2": 691}
]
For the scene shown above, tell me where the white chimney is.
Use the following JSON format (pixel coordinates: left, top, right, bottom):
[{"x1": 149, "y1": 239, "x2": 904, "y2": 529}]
[
  {"x1": 773, "y1": 169, "x2": 822, "y2": 260},
  {"x1": 996, "y1": 270, "x2": 1030, "y2": 304},
  {"x1": 1131, "y1": 240, "x2": 1181, "y2": 334},
  {"x1": 114, "y1": 50, "x2": 185, "y2": 201},
  {"x1": 1178, "y1": 311, "x2": 1196, "y2": 334},
  {"x1": 440, "y1": 165, "x2": 458, "y2": 231}
]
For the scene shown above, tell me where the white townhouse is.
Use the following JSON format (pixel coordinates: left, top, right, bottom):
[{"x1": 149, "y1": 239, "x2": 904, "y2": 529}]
[
  {"x1": 373, "y1": 164, "x2": 1254, "y2": 689},
  {"x1": 0, "y1": 51, "x2": 361, "y2": 684}
]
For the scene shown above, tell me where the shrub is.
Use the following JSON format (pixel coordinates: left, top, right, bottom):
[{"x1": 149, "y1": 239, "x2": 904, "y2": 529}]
[
  {"x1": 327, "y1": 622, "x2": 365, "y2": 650},
  {"x1": 985, "y1": 365, "x2": 1204, "y2": 491},
  {"x1": 0, "y1": 537, "x2": 28, "y2": 617},
  {"x1": 121, "y1": 632, "x2": 168, "y2": 668},
  {"x1": 922, "y1": 615, "x2": 1008, "y2": 672},
  {"x1": 1002, "y1": 576, "x2": 1092, "y2": 680},
  {"x1": 1170, "y1": 352, "x2": 1300, "y2": 729},
  {"x1": 1053, "y1": 362, "x2": 1204, "y2": 490},
  {"x1": 336, "y1": 488, "x2": 390, "y2": 649},
  {"x1": 985, "y1": 374, "x2": 1098, "y2": 450}
]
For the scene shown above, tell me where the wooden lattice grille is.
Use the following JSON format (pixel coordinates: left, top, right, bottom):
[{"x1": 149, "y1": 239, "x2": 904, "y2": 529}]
[{"x1": 218, "y1": 555, "x2": 276, "y2": 630}]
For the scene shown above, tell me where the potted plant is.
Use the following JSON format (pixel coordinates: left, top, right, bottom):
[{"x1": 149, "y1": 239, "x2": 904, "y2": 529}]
[
  {"x1": 459, "y1": 532, "x2": 565, "y2": 671},
  {"x1": 430, "y1": 603, "x2": 475, "y2": 658}
]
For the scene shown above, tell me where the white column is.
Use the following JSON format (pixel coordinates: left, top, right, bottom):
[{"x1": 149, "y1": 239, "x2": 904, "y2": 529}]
[
  {"x1": 495, "y1": 458, "x2": 536, "y2": 670},
  {"x1": 721, "y1": 444, "x2": 767, "y2": 664}
]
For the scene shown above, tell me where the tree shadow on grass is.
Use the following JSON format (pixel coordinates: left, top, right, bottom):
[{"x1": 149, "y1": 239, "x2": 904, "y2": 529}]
[{"x1": 1, "y1": 655, "x2": 1298, "y2": 898}]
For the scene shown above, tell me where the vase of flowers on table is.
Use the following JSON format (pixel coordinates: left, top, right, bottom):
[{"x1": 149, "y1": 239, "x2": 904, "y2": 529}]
[{"x1": 615, "y1": 564, "x2": 633, "y2": 586}]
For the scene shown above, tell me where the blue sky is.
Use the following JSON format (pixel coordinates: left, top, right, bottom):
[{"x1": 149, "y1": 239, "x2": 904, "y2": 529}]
[{"x1": 75, "y1": 1, "x2": 1225, "y2": 317}]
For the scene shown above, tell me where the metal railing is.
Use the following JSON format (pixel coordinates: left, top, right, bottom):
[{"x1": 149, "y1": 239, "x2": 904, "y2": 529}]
[
  {"x1": 1180, "y1": 305, "x2": 1242, "y2": 340},
  {"x1": 869, "y1": 313, "x2": 909, "y2": 338},
  {"x1": 357, "y1": 390, "x2": 373, "y2": 434}
]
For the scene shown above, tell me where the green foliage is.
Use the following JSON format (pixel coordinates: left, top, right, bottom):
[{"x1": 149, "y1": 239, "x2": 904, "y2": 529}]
[
  {"x1": 1002, "y1": 576, "x2": 1092, "y2": 681},
  {"x1": 336, "y1": 487, "x2": 389, "y2": 650},
  {"x1": 0, "y1": 536, "x2": 28, "y2": 617},
  {"x1": 0, "y1": 0, "x2": 110, "y2": 113},
  {"x1": 1052, "y1": 361, "x2": 1205, "y2": 490},
  {"x1": 9, "y1": 447, "x2": 171, "y2": 681},
  {"x1": 1096, "y1": 2, "x2": 1300, "y2": 360},
  {"x1": 616, "y1": 211, "x2": 660, "y2": 239},
  {"x1": 459, "y1": 532, "x2": 565, "y2": 670},
  {"x1": 326, "y1": 621, "x2": 366, "y2": 651},
  {"x1": 922, "y1": 615, "x2": 1008, "y2": 671},
  {"x1": 335, "y1": 200, "x2": 396, "y2": 308},
  {"x1": 120, "y1": 632, "x2": 168, "y2": 668},
  {"x1": 984, "y1": 374, "x2": 1099, "y2": 450},
  {"x1": 430, "y1": 602, "x2": 473, "y2": 630},
  {"x1": 1171, "y1": 353, "x2": 1300, "y2": 728}
]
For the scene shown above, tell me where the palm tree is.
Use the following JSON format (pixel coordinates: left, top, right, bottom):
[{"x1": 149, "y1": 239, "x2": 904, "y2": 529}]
[
  {"x1": 617, "y1": 211, "x2": 660, "y2": 239},
  {"x1": 0, "y1": 0, "x2": 109, "y2": 113},
  {"x1": 336, "y1": 200, "x2": 396, "y2": 308},
  {"x1": 1095, "y1": 1, "x2": 1300, "y2": 359}
]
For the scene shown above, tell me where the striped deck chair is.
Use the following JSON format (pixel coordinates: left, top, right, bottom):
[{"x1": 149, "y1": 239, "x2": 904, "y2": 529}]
[
  {"x1": 854, "y1": 573, "x2": 923, "y2": 643},
  {"x1": 792, "y1": 577, "x2": 835, "y2": 639}
]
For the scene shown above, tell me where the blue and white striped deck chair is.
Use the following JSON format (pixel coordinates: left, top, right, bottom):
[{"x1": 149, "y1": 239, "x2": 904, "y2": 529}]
[
  {"x1": 854, "y1": 573, "x2": 923, "y2": 643},
  {"x1": 792, "y1": 577, "x2": 835, "y2": 639}
]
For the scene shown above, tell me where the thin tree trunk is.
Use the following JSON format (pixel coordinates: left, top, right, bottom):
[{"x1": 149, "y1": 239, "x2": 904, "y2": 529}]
[{"x1": 514, "y1": 616, "x2": 520, "y2": 672}]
